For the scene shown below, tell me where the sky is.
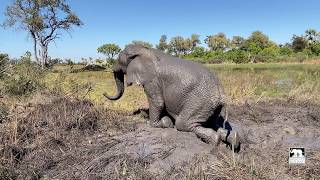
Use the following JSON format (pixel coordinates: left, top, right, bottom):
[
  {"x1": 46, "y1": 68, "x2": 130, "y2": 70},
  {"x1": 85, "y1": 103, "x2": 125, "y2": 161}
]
[{"x1": 0, "y1": 0, "x2": 320, "y2": 61}]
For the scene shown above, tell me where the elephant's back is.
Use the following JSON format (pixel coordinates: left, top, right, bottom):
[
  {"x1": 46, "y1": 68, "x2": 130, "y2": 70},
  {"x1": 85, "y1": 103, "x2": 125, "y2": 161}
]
[
  {"x1": 158, "y1": 56, "x2": 221, "y2": 90},
  {"x1": 159, "y1": 56, "x2": 224, "y2": 116}
]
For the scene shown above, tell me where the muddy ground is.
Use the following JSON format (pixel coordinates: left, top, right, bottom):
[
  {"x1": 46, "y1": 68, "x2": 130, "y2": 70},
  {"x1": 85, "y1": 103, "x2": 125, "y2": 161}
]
[{"x1": 1, "y1": 94, "x2": 320, "y2": 179}]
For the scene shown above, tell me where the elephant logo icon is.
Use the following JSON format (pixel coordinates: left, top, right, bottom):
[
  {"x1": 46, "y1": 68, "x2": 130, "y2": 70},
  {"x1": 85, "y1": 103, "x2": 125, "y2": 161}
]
[
  {"x1": 289, "y1": 148, "x2": 305, "y2": 165},
  {"x1": 290, "y1": 148, "x2": 303, "y2": 157}
]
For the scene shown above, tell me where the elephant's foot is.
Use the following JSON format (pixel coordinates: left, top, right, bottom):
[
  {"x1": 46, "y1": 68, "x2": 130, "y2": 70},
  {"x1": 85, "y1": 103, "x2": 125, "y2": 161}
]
[
  {"x1": 149, "y1": 116, "x2": 174, "y2": 128},
  {"x1": 160, "y1": 116, "x2": 174, "y2": 128},
  {"x1": 193, "y1": 126, "x2": 221, "y2": 146},
  {"x1": 218, "y1": 128, "x2": 241, "y2": 152}
]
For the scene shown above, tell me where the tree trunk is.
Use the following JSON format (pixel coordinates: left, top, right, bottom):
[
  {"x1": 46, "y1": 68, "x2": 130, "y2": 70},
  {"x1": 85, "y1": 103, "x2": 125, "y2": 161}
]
[
  {"x1": 40, "y1": 44, "x2": 49, "y2": 69},
  {"x1": 31, "y1": 33, "x2": 40, "y2": 66}
]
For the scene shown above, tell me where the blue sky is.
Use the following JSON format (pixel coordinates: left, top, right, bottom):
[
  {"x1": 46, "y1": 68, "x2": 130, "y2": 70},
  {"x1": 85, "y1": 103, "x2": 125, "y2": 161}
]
[{"x1": 0, "y1": 0, "x2": 320, "y2": 61}]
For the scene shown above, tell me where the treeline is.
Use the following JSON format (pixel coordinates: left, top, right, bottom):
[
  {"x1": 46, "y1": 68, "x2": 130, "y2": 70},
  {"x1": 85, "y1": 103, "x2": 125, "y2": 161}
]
[{"x1": 97, "y1": 29, "x2": 320, "y2": 64}]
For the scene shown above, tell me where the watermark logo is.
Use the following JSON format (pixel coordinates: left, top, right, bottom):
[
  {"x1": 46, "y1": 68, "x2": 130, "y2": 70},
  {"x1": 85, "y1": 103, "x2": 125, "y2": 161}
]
[{"x1": 289, "y1": 147, "x2": 305, "y2": 165}]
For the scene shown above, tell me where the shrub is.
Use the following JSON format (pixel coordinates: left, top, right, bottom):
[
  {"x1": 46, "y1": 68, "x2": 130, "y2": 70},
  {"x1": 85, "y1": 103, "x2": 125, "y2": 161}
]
[
  {"x1": 67, "y1": 78, "x2": 93, "y2": 99},
  {"x1": 0, "y1": 103, "x2": 8, "y2": 124},
  {"x1": 279, "y1": 46, "x2": 294, "y2": 56},
  {"x1": 224, "y1": 49, "x2": 250, "y2": 63},
  {"x1": 294, "y1": 52, "x2": 308, "y2": 62},
  {"x1": 309, "y1": 42, "x2": 320, "y2": 56},
  {"x1": 191, "y1": 47, "x2": 207, "y2": 58},
  {"x1": 203, "y1": 50, "x2": 225, "y2": 63},
  {"x1": 0, "y1": 53, "x2": 9, "y2": 79},
  {"x1": 4, "y1": 52, "x2": 45, "y2": 96},
  {"x1": 106, "y1": 59, "x2": 116, "y2": 69},
  {"x1": 255, "y1": 46, "x2": 280, "y2": 62}
]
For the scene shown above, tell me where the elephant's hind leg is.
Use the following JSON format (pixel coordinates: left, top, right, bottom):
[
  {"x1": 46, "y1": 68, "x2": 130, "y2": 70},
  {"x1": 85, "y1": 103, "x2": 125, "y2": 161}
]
[
  {"x1": 175, "y1": 117, "x2": 222, "y2": 146},
  {"x1": 193, "y1": 125, "x2": 221, "y2": 146},
  {"x1": 217, "y1": 128, "x2": 241, "y2": 152},
  {"x1": 149, "y1": 116, "x2": 174, "y2": 128},
  {"x1": 191, "y1": 124, "x2": 240, "y2": 151}
]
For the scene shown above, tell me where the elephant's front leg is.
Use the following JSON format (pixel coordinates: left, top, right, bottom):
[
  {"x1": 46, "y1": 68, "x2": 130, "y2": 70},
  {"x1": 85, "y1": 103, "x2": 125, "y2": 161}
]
[
  {"x1": 144, "y1": 82, "x2": 173, "y2": 128},
  {"x1": 147, "y1": 96, "x2": 173, "y2": 128}
]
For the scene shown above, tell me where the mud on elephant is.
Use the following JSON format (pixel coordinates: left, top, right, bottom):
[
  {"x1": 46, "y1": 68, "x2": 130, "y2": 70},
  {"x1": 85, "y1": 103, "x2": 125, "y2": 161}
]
[{"x1": 104, "y1": 44, "x2": 240, "y2": 152}]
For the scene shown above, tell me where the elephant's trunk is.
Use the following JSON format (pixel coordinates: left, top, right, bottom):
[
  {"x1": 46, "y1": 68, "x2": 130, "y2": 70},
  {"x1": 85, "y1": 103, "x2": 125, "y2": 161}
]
[{"x1": 103, "y1": 65, "x2": 125, "y2": 100}]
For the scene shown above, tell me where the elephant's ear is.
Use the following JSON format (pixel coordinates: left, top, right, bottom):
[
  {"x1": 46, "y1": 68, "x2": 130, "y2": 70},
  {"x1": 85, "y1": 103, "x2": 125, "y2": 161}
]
[{"x1": 126, "y1": 56, "x2": 157, "y2": 86}]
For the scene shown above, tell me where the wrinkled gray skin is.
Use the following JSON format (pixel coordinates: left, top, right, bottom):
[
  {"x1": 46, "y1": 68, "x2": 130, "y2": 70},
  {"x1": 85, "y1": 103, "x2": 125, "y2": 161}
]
[{"x1": 104, "y1": 45, "x2": 240, "y2": 151}]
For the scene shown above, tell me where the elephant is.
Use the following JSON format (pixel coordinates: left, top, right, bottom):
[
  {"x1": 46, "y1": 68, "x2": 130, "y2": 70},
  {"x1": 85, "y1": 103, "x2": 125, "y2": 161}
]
[
  {"x1": 290, "y1": 149, "x2": 303, "y2": 158},
  {"x1": 104, "y1": 44, "x2": 240, "y2": 151}
]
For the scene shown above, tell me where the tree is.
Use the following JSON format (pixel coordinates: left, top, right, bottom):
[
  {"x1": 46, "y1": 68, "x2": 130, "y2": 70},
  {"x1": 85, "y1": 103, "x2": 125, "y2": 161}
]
[
  {"x1": 130, "y1": 40, "x2": 153, "y2": 48},
  {"x1": 168, "y1": 36, "x2": 184, "y2": 55},
  {"x1": 168, "y1": 36, "x2": 192, "y2": 56},
  {"x1": 65, "y1": 58, "x2": 74, "y2": 66},
  {"x1": 204, "y1": 33, "x2": 229, "y2": 51},
  {"x1": 231, "y1": 36, "x2": 245, "y2": 49},
  {"x1": 304, "y1": 29, "x2": 320, "y2": 55},
  {"x1": 244, "y1": 31, "x2": 271, "y2": 50},
  {"x1": 97, "y1": 43, "x2": 121, "y2": 60},
  {"x1": 305, "y1": 29, "x2": 319, "y2": 44},
  {"x1": 3, "y1": 0, "x2": 83, "y2": 68},
  {"x1": 156, "y1": 35, "x2": 168, "y2": 52},
  {"x1": 291, "y1": 35, "x2": 307, "y2": 52},
  {"x1": 190, "y1": 34, "x2": 201, "y2": 49}
]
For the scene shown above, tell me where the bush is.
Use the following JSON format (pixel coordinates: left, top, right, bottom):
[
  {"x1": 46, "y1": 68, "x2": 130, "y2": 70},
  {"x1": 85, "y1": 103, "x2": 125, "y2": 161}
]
[
  {"x1": 191, "y1": 47, "x2": 207, "y2": 58},
  {"x1": 224, "y1": 49, "x2": 249, "y2": 63},
  {"x1": 0, "y1": 103, "x2": 8, "y2": 124},
  {"x1": 294, "y1": 52, "x2": 308, "y2": 62},
  {"x1": 203, "y1": 50, "x2": 225, "y2": 63},
  {"x1": 0, "y1": 53, "x2": 9, "y2": 79},
  {"x1": 309, "y1": 42, "x2": 320, "y2": 56},
  {"x1": 3, "y1": 52, "x2": 45, "y2": 96},
  {"x1": 254, "y1": 45, "x2": 280, "y2": 62},
  {"x1": 67, "y1": 78, "x2": 93, "y2": 99},
  {"x1": 46, "y1": 58, "x2": 62, "y2": 69},
  {"x1": 279, "y1": 46, "x2": 294, "y2": 56},
  {"x1": 105, "y1": 59, "x2": 116, "y2": 69}
]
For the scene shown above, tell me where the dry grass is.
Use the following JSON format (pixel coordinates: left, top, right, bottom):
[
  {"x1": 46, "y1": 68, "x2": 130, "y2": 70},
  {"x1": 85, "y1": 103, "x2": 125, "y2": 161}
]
[
  {"x1": 0, "y1": 92, "x2": 131, "y2": 179},
  {"x1": 0, "y1": 92, "x2": 320, "y2": 179},
  {"x1": 45, "y1": 70, "x2": 148, "y2": 113}
]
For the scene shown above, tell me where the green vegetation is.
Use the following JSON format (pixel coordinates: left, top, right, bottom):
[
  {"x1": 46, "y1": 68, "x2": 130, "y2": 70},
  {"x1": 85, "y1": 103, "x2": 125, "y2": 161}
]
[
  {"x1": 43, "y1": 63, "x2": 320, "y2": 113},
  {"x1": 210, "y1": 63, "x2": 320, "y2": 103},
  {"x1": 97, "y1": 43, "x2": 121, "y2": 68},
  {"x1": 129, "y1": 40, "x2": 154, "y2": 48},
  {"x1": 97, "y1": 43, "x2": 121, "y2": 61},
  {"x1": 94, "y1": 29, "x2": 320, "y2": 64},
  {"x1": 0, "y1": 52, "x2": 45, "y2": 97},
  {"x1": 179, "y1": 29, "x2": 320, "y2": 63}
]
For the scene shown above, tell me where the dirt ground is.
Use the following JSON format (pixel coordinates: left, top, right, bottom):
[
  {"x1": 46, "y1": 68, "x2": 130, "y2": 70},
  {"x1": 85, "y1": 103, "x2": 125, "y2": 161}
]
[{"x1": 1, "y1": 94, "x2": 320, "y2": 179}]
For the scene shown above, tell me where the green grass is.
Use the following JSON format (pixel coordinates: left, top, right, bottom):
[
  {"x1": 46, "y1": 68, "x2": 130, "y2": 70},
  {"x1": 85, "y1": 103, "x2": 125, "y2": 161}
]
[
  {"x1": 45, "y1": 63, "x2": 320, "y2": 112},
  {"x1": 209, "y1": 63, "x2": 320, "y2": 103}
]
